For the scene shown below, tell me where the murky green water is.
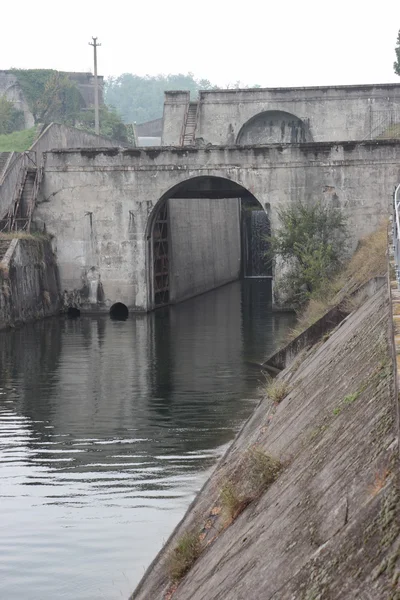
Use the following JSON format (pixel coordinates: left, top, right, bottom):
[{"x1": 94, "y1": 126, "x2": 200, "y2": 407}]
[{"x1": 0, "y1": 280, "x2": 293, "y2": 600}]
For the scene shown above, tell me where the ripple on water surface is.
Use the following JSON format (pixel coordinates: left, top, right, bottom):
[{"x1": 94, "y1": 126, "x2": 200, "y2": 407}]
[{"x1": 0, "y1": 280, "x2": 293, "y2": 600}]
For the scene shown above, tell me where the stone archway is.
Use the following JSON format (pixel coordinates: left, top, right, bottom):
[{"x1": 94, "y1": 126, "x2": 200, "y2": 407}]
[
  {"x1": 237, "y1": 110, "x2": 312, "y2": 145},
  {"x1": 146, "y1": 176, "x2": 270, "y2": 310}
]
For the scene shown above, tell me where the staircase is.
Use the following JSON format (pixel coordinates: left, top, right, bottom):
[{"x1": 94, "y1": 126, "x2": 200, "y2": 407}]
[
  {"x1": 4, "y1": 166, "x2": 42, "y2": 232},
  {"x1": 0, "y1": 152, "x2": 11, "y2": 180},
  {"x1": 182, "y1": 102, "x2": 198, "y2": 146},
  {"x1": 0, "y1": 238, "x2": 10, "y2": 262}
]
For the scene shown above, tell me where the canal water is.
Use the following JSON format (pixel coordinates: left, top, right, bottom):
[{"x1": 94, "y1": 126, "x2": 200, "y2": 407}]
[{"x1": 0, "y1": 280, "x2": 293, "y2": 600}]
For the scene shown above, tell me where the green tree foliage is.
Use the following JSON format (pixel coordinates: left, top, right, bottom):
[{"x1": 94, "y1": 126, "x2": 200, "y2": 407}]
[
  {"x1": 104, "y1": 73, "x2": 215, "y2": 124},
  {"x1": 394, "y1": 30, "x2": 400, "y2": 75},
  {"x1": 10, "y1": 69, "x2": 129, "y2": 142},
  {"x1": 78, "y1": 105, "x2": 132, "y2": 143},
  {"x1": 11, "y1": 69, "x2": 84, "y2": 124},
  {"x1": 0, "y1": 96, "x2": 24, "y2": 134},
  {"x1": 269, "y1": 201, "x2": 348, "y2": 307}
]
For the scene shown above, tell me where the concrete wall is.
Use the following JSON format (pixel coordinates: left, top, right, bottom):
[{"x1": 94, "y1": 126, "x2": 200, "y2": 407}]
[
  {"x1": 168, "y1": 198, "x2": 241, "y2": 303},
  {"x1": 0, "y1": 71, "x2": 35, "y2": 129},
  {"x1": 31, "y1": 123, "x2": 119, "y2": 163},
  {"x1": 162, "y1": 84, "x2": 400, "y2": 145},
  {"x1": 162, "y1": 91, "x2": 189, "y2": 145},
  {"x1": 0, "y1": 123, "x2": 122, "y2": 220},
  {"x1": 34, "y1": 141, "x2": 400, "y2": 312},
  {"x1": 0, "y1": 237, "x2": 60, "y2": 329}
]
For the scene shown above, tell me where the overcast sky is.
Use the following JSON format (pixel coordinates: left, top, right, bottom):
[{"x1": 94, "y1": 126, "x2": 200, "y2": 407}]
[{"x1": 2, "y1": 0, "x2": 400, "y2": 87}]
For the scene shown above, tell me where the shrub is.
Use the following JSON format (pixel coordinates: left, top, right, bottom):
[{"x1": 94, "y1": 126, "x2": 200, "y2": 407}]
[{"x1": 269, "y1": 201, "x2": 348, "y2": 308}]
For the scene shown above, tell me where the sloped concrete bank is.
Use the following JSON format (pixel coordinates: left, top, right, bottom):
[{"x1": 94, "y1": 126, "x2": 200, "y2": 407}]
[
  {"x1": 0, "y1": 237, "x2": 60, "y2": 330},
  {"x1": 132, "y1": 281, "x2": 400, "y2": 600}
]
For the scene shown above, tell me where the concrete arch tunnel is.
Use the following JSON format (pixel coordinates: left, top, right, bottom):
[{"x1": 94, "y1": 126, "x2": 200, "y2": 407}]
[
  {"x1": 146, "y1": 176, "x2": 271, "y2": 310},
  {"x1": 236, "y1": 110, "x2": 312, "y2": 145}
]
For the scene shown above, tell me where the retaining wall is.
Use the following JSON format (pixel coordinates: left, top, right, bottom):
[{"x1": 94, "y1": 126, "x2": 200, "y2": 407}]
[{"x1": 0, "y1": 237, "x2": 60, "y2": 329}]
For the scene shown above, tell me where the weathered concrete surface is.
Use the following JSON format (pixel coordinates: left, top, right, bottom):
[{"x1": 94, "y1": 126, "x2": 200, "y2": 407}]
[
  {"x1": 132, "y1": 282, "x2": 400, "y2": 600},
  {"x1": 0, "y1": 123, "x2": 122, "y2": 223},
  {"x1": 163, "y1": 84, "x2": 400, "y2": 146},
  {"x1": 168, "y1": 198, "x2": 241, "y2": 303},
  {"x1": 0, "y1": 237, "x2": 60, "y2": 329},
  {"x1": 35, "y1": 141, "x2": 400, "y2": 311},
  {"x1": 264, "y1": 277, "x2": 387, "y2": 372}
]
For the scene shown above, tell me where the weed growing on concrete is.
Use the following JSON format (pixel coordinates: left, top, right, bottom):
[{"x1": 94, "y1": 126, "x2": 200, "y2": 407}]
[
  {"x1": 167, "y1": 530, "x2": 202, "y2": 583},
  {"x1": 343, "y1": 392, "x2": 360, "y2": 405},
  {"x1": 246, "y1": 447, "x2": 282, "y2": 493},
  {"x1": 220, "y1": 481, "x2": 245, "y2": 522},
  {"x1": 266, "y1": 378, "x2": 290, "y2": 404}
]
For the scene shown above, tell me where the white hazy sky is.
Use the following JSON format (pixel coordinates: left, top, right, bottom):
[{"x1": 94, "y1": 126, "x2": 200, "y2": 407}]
[{"x1": 2, "y1": 0, "x2": 400, "y2": 87}]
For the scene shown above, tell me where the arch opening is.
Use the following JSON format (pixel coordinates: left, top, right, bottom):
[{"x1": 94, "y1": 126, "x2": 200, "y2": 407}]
[
  {"x1": 147, "y1": 176, "x2": 272, "y2": 310},
  {"x1": 237, "y1": 110, "x2": 312, "y2": 145},
  {"x1": 110, "y1": 302, "x2": 129, "y2": 320},
  {"x1": 67, "y1": 307, "x2": 81, "y2": 318}
]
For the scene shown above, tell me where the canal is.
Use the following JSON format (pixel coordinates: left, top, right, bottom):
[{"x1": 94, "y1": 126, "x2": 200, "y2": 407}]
[{"x1": 0, "y1": 280, "x2": 293, "y2": 600}]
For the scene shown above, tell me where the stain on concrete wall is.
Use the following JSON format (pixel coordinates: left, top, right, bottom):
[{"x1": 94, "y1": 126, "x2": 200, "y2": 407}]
[{"x1": 237, "y1": 111, "x2": 311, "y2": 144}]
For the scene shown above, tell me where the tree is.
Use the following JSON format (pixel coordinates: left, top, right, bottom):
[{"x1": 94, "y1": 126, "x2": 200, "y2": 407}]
[
  {"x1": 268, "y1": 201, "x2": 348, "y2": 307},
  {"x1": 77, "y1": 105, "x2": 131, "y2": 143},
  {"x1": 0, "y1": 96, "x2": 24, "y2": 134},
  {"x1": 104, "y1": 73, "x2": 217, "y2": 124},
  {"x1": 395, "y1": 30, "x2": 400, "y2": 75},
  {"x1": 11, "y1": 69, "x2": 84, "y2": 124}
]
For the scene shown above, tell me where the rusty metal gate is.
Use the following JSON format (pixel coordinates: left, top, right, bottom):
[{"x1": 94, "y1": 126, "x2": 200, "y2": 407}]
[{"x1": 152, "y1": 201, "x2": 170, "y2": 307}]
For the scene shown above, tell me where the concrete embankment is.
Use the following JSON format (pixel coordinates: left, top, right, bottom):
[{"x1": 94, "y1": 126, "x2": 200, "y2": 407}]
[
  {"x1": 132, "y1": 280, "x2": 400, "y2": 599},
  {"x1": 0, "y1": 236, "x2": 60, "y2": 329}
]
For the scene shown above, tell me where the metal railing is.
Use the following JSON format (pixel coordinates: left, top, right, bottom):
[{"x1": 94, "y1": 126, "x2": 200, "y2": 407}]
[{"x1": 392, "y1": 184, "x2": 400, "y2": 288}]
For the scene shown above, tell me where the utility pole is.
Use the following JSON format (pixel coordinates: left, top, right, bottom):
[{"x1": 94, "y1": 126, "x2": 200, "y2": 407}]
[{"x1": 89, "y1": 37, "x2": 101, "y2": 135}]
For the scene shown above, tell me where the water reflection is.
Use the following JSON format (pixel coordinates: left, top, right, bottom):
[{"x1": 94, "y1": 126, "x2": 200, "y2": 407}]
[{"x1": 0, "y1": 280, "x2": 293, "y2": 600}]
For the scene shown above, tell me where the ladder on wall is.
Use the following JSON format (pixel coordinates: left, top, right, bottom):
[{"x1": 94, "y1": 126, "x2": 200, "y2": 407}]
[{"x1": 182, "y1": 102, "x2": 198, "y2": 146}]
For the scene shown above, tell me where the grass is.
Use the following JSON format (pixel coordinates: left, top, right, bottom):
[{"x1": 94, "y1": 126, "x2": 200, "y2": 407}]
[
  {"x1": 333, "y1": 390, "x2": 361, "y2": 415},
  {"x1": 265, "y1": 378, "x2": 290, "y2": 403},
  {"x1": 285, "y1": 226, "x2": 388, "y2": 342},
  {"x1": 0, "y1": 232, "x2": 48, "y2": 242},
  {"x1": 167, "y1": 530, "x2": 202, "y2": 583},
  {"x1": 376, "y1": 123, "x2": 400, "y2": 139},
  {"x1": 0, "y1": 127, "x2": 38, "y2": 152}
]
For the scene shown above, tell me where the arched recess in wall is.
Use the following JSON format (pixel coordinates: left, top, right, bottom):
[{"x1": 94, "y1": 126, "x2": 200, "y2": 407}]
[
  {"x1": 236, "y1": 110, "x2": 312, "y2": 145},
  {"x1": 146, "y1": 176, "x2": 271, "y2": 310}
]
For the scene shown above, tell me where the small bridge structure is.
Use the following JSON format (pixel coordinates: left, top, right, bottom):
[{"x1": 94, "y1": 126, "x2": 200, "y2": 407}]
[{"x1": 35, "y1": 140, "x2": 400, "y2": 312}]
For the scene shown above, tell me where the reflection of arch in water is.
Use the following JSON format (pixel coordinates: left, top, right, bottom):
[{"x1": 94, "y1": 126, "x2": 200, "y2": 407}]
[
  {"x1": 146, "y1": 176, "x2": 269, "y2": 310},
  {"x1": 237, "y1": 110, "x2": 312, "y2": 145}
]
